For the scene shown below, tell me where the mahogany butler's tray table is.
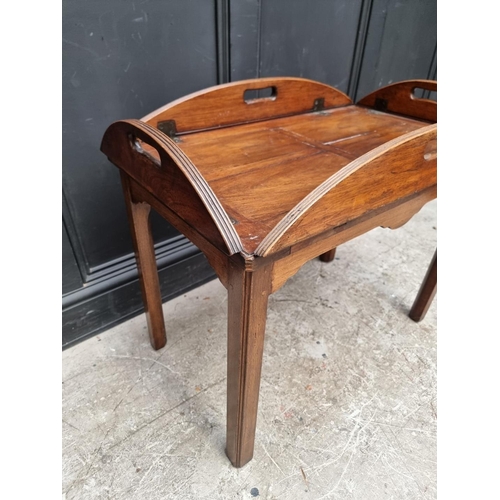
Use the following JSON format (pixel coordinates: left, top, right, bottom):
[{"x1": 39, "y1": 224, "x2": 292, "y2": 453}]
[{"x1": 101, "y1": 77, "x2": 437, "y2": 468}]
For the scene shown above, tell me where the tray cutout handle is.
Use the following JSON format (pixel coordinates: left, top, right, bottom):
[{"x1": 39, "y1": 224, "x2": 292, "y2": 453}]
[
  {"x1": 101, "y1": 119, "x2": 243, "y2": 255},
  {"x1": 412, "y1": 82, "x2": 437, "y2": 101},
  {"x1": 244, "y1": 86, "x2": 277, "y2": 104},
  {"x1": 127, "y1": 132, "x2": 164, "y2": 170},
  {"x1": 424, "y1": 139, "x2": 437, "y2": 161}
]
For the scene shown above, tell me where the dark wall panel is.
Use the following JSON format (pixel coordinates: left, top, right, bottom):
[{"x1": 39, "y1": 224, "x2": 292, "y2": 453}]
[
  {"x1": 62, "y1": 0, "x2": 219, "y2": 273},
  {"x1": 230, "y1": 0, "x2": 363, "y2": 93},
  {"x1": 355, "y1": 0, "x2": 436, "y2": 101},
  {"x1": 229, "y1": 0, "x2": 261, "y2": 81},
  {"x1": 63, "y1": 253, "x2": 215, "y2": 349},
  {"x1": 259, "y1": 0, "x2": 363, "y2": 93}
]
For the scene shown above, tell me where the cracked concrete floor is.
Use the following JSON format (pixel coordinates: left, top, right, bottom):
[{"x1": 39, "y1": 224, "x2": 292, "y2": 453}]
[{"x1": 62, "y1": 200, "x2": 437, "y2": 500}]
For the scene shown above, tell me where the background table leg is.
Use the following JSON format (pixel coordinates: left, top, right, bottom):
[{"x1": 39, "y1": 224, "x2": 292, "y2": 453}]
[
  {"x1": 120, "y1": 172, "x2": 167, "y2": 350},
  {"x1": 226, "y1": 259, "x2": 272, "y2": 467},
  {"x1": 409, "y1": 250, "x2": 437, "y2": 322},
  {"x1": 319, "y1": 248, "x2": 337, "y2": 262}
]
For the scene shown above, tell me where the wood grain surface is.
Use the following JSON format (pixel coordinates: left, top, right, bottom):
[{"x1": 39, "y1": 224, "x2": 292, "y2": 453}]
[{"x1": 179, "y1": 106, "x2": 430, "y2": 253}]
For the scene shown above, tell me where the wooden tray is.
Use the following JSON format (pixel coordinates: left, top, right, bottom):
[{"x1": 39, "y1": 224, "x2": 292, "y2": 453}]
[{"x1": 101, "y1": 77, "x2": 437, "y2": 467}]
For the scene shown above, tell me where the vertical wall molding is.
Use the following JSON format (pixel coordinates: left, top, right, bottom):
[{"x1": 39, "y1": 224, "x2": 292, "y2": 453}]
[
  {"x1": 256, "y1": 0, "x2": 262, "y2": 78},
  {"x1": 427, "y1": 45, "x2": 437, "y2": 80},
  {"x1": 63, "y1": 219, "x2": 84, "y2": 294},
  {"x1": 347, "y1": 0, "x2": 374, "y2": 101},
  {"x1": 62, "y1": 188, "x2": 89, "y2": 281},
  {"x1": 423, "y1": 45, "x2": 437, "y2": 99},
  {"x1": 216, "y1": 0, "x2": 231, "y2": 83}
]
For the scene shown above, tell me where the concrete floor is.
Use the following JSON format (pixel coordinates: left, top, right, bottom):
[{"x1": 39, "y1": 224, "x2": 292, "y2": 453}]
[{"x1": 62, "y1": 200, "x2": 437, "y2": 500}]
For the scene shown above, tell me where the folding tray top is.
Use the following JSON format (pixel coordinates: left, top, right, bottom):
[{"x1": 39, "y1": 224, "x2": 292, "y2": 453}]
[
  {"x1": 101, "y1": 77, "x2": 437, "y2": 257},
  {"x1": 177, "y1": 106, "x2": 430, "y2": 252}
]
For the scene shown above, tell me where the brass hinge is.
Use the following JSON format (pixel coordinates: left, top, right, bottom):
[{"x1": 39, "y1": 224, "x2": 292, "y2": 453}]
[
  {"x1": 312, "y1": 97, "x2": 325, "y2": 112},
  {"x1": 374, "y1": 98, "x2": 388, "y2": 112},
  {"x1": 158, "y1": 120, "x2": 178, "y2": 140}
]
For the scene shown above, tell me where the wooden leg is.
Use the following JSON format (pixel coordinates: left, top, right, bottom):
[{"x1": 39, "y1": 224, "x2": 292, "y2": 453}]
[
  {"x1": 409, "y1": 250, "x2": 437, "y2": 322},
  {"x1": 226, "y1": 259, "x2": 272, "y2": 467},
  {"x1": 319, "y1": 247, "x2": 336, "y2": 262},
  {"x1": 121, "y1": 172, "x2": 166, "y2": 350}
]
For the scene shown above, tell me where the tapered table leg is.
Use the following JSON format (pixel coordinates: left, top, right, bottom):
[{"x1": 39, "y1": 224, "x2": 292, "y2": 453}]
[
  {"x1": 121, "y1": 172, "x2": 167, "y2": 350},
  {"x1": 319, "y1": 247, "x2": 337, "y2": 262},
  {"x1": 409, "y1": 250, "x2": 437, "y2": 322},
  {"x1": 226, "y1": 259, "x2": 272, "y2": 467}
]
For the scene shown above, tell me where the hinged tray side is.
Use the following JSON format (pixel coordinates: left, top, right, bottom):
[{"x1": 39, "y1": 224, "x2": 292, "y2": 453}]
[
  {"x1": 141, "y1": 77, "x2": 353, "y2": 135},
  {"x1": 357, "y1": 79, "x2": 437, "y2": 122},
  {"x1": 256, "y1": 124, "x2": 437, "y2": 257},
  {"x1": 101, "y1": 119, "x2": 243, "y2": 256}
]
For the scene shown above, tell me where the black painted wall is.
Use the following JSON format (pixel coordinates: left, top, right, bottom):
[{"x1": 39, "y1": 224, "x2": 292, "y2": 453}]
[{"x1": 62, "y1": 0, "x2": 437, "y2": 348}]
